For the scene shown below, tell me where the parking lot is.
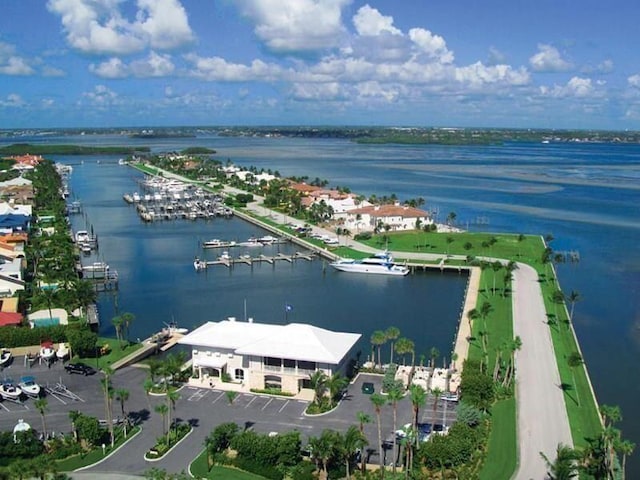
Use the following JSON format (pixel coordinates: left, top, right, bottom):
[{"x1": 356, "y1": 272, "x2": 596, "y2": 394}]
[{"x1": 0, "y1": 358, "x2": 456, "y2": 476}]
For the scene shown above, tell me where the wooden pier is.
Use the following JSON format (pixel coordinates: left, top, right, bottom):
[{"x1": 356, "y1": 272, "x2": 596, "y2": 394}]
[{"x1": 195, "y1": 252, "x2": 315, "y2": 270}]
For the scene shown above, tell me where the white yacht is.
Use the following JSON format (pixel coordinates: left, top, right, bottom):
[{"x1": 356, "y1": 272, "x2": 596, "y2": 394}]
[
  {"x1": 330, "y1": 251, "x2": 410, "y2": 276},
  {"x1": 0, "y1": 348, "x2": 11, "y2": 367}
]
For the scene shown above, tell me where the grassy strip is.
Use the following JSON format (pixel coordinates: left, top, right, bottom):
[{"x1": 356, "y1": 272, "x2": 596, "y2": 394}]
[
  {"x1": 538, "y1": 276, "x2": 603, "y2": 447},
  {"x1": 56, "y1": 426, "x2": 140, "y2": 471},
  {"x1": 479, "y1": 397, "x2": 517, "y2": 480},
  {"x1": 190, "y1": 449, "x2": 267, "y2": 479}
]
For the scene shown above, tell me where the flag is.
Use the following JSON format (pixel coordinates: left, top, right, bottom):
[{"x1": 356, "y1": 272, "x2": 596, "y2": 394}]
[{"x1": 285, "y1": 304, "x2": 293, "y2": 312}]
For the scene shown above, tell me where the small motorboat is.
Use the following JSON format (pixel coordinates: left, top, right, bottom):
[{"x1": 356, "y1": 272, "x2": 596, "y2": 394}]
[
  {"x1": 18, "y1": 376, "x2": 40, "y2": 398},
  {"x1": 40, "y1": 342, "x2": 56, "y2": 362},
  {"x1": 164, "y1": 321, "x2": 188, "y2": 335},
  {"x1": 0, "y1": 382, "x2": 23, "y2": 401},
  {"x1": 0, "y1": 349, "x2": 11, "y2": 367},
  {"x1": 56, "y1": 343, "x2": 70, "y2": 360},
  {"x1": 218, "y1": 251, "x2": 231, "y2": 261},
  {"x1": 193, "y1": 258, "x2": 207, "y2": 271}
]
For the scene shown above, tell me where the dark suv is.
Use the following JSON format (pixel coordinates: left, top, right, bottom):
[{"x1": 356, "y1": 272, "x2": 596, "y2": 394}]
[{"x1": 64, "y1": 363, "x2": 96, "y2": 376}]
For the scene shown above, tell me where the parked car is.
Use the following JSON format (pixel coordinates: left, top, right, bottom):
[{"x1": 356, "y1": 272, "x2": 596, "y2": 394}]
[
  {"x1": 361, "y1": 382, "x2": 375, "y2": 394},
  {"x1": 64, "y1": 363, "x2": 96, "y2": 376}
]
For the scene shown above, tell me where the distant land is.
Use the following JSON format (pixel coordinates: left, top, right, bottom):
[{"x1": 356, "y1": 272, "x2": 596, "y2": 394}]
[
  {"x1": 0, "y1": 144, "x2": 150, "y2": 156},
  {"x1": 2, "y1": 126, "x2": 640, "y2": 145}
]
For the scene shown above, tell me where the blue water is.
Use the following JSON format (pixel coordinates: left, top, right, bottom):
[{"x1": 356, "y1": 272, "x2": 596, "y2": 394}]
[{"x1": 5, "y1": 133, "x2": 640, "y2": 474}]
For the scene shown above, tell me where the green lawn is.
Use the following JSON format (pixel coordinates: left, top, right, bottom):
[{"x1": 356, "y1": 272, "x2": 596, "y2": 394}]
[
  {"x1": 190, "y1": 450, "x2": 266, "y2": 479},
  {"x1": 479, "y1": 397, "x2": 517, "y2": 480},
  {"x1": 74, "y1": 337, "x2": 143, "y2": 370}
]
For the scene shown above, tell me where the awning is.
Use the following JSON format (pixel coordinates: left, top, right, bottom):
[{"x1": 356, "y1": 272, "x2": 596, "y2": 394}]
[{"x1": 194, "y1": 356, "x2": 227, "y2": 369}]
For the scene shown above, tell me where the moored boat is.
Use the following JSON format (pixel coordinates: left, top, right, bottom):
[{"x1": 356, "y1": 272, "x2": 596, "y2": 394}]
[
  {"x1": 330, "y1": 250, "x2": 409, "y2": 276},
  {"x1": 202, "y1": 239, "x2": 237, "y2": 249},
  {"x1": 194, "y1": 258, "x2": 207, "y2": 271}
]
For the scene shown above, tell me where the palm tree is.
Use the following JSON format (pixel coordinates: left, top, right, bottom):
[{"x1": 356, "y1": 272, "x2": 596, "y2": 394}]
[
  {"x1": 34, "y1": 398, "x2": 49, "y2": 439},
  {"x1": 540, "y1": 443, "x2": 580, "y2": 480},
  {"x1": 502, "y1": 336, "x2": 522, "y2": 388},
  {"x1": 517, "y1": 233, "x2": 526, "y2": 257},
  {"x1": 356, "y1": 411, "x2": 372, "y2": 474},
  {"x1": 111, "y1": 315, "x2": 123, "y2": 345},
  {"x1": 387, "y1": 385, "x2": 404, "y2": 474},
  {"x1": 431, "y1": 387, "x2": 443, "y2": 418},
  {"x1": 567, "y1": 352, "x2": 583, "y2": 406},
  {"x1": 327, "y1": 372, "x2": 348, "y2": 406},
  {"x1": 385, "y1": 326, "x2": 400, "y2": 365},
  {"x1": 309, "y1": 370, "x2": 328, "y2": 406},
  {"x1": 429, "y1": 347, "x2": 440, "y2": 369},
  {"x1": 101, "y1": 367, "x2": 115, "y2": 447},
  {"x1": 143, "y1": 377, "x2": 154, "y2": 409},
  {"x1": 466, "y1": 308, "x2": 479, "y2": 334},
  {"x1": 371, "y1": 330, "x2": 387, "y2": 368},
  {"x1": 166, "y1": 387, "x2": 180, "y2": 445},
  {"x1": 225, "y1": 391, "x2": 237, "y2": 405},
  {"x1": 115, "y1": 388, "x2": 130, "y2": 437},
  {"x1": 155, "y1": 403, "x2": 169, "y2": 437},
  {"x1": 490, "y1": 261, "x2": 502, "y2": 296},
  {"x1": 370, "y1": 393, "x2": 387, "y2": 478},
  {"x1": 341, "y1": 425, "x2": 367, "y2": 479},
  {"x1": 121, "y1": 312, "x2": 135, "y2": 344},
  {"x1": 617, "y1": 439, "x2": 635, "y2": 480},
  {"x1": 566, "y1": 290, "x2": 582, "y2": 323},
  {"x1": 600, "y1": 404, "x2": 622, "y2": 429}
]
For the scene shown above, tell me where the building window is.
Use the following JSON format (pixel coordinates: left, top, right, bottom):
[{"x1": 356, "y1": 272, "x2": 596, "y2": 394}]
[
  {"x1": 264, "y1": 375, "x2": 282, "y2": 389},
  {"x1": 298, "y1": 360, "x2": 316, "y2": 371},
  {"x1": 235, "y1": 369, "x2": 244, "y2": 381}
]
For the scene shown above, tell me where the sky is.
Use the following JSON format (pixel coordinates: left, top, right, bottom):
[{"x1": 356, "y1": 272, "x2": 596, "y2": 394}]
[{"x1": 1, "y1": 0, "x2": 640, "y2": 130}]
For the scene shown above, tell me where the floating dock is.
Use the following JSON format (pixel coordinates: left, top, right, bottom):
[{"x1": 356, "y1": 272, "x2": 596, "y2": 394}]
[{"x1": 194, "y1": 252, "x2": 315, "y2": 270}]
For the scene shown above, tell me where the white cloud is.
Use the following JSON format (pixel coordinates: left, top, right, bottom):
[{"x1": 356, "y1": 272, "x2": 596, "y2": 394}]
[
  {"x1": 291, "y1": 82, "x2": 344, "y2": 101},
  {"x1": 236, "y1": 0, "x2": 349, "y2": 52},
  {"x1": 455, "y1": 62, "x2": 530, "y2": 89},
  {"x1": 0, "y1": 56, "x2": 35, "y2": 75},
  {"x1": 90, "y1": 52, "x2": 174, "y2": 78},
  {"x1": 41, "y1": 65, "x2": 66, "y2": 77},
  {"x1": 0, "y1": 93, "x2": 25, "y2": 107},
  {"x1": 130, "y1": 51, "x2": 175, "y2": 77},
  {"x1": 136, "y1": 0, "x2": 194, "y2": 49},
  {"x1": 529, "y1": 44, "x2": 573, "y2": 72},
  {"x1": 47, "y1": 0, "x2": 194, "y2": 55},
  {"x1": 627, "y1": 74, "x2": 640, "y2": 88},
  {"x1": 409, "y1": 28, "x2": 453, "y2": 64},
  {"x1": 90, "y1": 57, "x2": 128, "y2": 78},
  {"x1": 81, "y1": 84, "x2": 119, "y2": 105},
  {"x1": 0, "y1": 41, "x2": 35, "y2": 75},
  {"x1": 539, "y1": 76, "x2": 595, "y2": 98},
  {"x1": 185, "y1": 54, "x2": 283, "y2": 82},
  {"x1": 353, "y1": 5, "x2": 401, "y2": 36}
]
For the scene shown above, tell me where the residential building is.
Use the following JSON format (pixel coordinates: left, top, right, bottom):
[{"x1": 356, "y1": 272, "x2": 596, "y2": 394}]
[{"x1": 343, "y1": 203, "x2": 432, "y2": 232}]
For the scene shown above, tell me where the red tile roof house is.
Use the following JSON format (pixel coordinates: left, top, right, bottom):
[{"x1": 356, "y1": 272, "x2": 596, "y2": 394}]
[{"x1": 343, "y1": 204, "x2": 433, "y2": 232}]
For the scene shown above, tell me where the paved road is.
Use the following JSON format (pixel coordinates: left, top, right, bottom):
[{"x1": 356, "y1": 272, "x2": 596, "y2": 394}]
[{"x1": 512, "y1": 263, "x2": 573, "y2": 480}]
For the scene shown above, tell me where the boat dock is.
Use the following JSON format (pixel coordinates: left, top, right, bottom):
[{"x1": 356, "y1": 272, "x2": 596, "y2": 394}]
[{"x1": 195, "y1": 252, "x2": 315, "y2": 270}]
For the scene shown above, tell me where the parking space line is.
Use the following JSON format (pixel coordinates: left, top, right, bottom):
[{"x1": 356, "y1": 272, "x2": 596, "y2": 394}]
[
  {"x1": 261, "y1": 398, "x2": 273, "y2": 411},
  {"x1": 0, "y1": 403, "x2": 9, "y2": 411},
  {"x1": 48, "y1": 392, "x2": 68, "y2": 405},
  {"x1": 211, "y1": 391, "x2": 225, "y2": 405},
  {"x1": 278, "y1": 400, "x2": 289, "y2": 413},
  {"x1": 245, "y1": 396, "x2": 257, "y2": 408}
]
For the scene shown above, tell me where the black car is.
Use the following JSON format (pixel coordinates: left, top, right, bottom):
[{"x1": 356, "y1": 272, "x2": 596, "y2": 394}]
[
  {"x1": 64, "y1": 363, "x2": 96, "y2": 376},
  {"x1": 361, "y1": 382, "x2": 375, "y2": 394}
]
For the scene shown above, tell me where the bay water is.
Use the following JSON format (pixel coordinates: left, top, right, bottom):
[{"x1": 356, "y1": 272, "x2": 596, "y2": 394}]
[{"x1": 7, "y1": 132, "x2": 639, "y2": 474}]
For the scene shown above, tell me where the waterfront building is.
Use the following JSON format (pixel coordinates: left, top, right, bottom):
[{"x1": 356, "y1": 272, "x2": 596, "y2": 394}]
[
  {"x1": 343, "y1": 203, "x2": 432, "y2": 232},
  {"x1": 179, "y1": 317, "x2": 361, "y2": 394}
]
